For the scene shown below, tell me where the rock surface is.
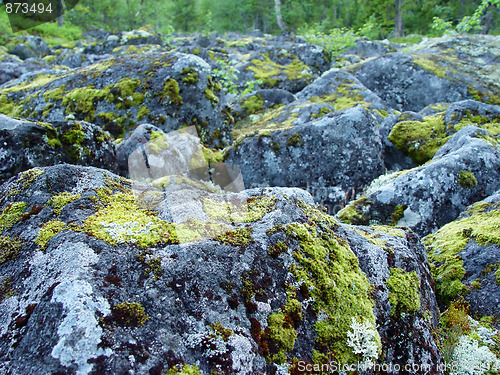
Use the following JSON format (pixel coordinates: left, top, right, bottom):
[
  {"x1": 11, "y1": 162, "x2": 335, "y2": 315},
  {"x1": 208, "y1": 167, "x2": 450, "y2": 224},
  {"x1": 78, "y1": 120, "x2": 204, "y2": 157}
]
[{"x1": 0, "y1": 164, "x2": 442, "y2": 374}]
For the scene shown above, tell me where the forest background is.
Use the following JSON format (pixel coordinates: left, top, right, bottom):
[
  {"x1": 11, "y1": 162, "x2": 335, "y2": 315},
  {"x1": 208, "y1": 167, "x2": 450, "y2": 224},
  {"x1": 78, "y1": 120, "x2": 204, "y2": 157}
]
[{"x1": 0, "y1": 0, "x2": 499, "y2": 48}]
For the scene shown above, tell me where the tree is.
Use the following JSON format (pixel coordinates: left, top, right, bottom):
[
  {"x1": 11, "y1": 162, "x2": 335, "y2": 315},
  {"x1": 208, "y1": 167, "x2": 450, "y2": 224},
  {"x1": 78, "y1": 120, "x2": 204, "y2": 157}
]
[
  {"x1": 274, "y1": 0, "x2": 288, "y2": 32},
  {"x1": 394, "y1": 0, "x2": 403, "y2": 36}
]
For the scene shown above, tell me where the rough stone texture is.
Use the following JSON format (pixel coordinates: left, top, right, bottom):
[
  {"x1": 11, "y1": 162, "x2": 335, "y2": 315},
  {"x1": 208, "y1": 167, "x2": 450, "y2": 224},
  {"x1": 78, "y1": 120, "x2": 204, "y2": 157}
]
[
  {"x1": 354, "y1": 126, "x2": 500, "y2": 237},
  {"x1": 0, "y1": 60, "x2": 51, "y2": 86},
  {"x1": 0, "y1": 164, "x2": 442, "y2": 374},
  {"x1": 0, "y1": 52, "x2": 228, "y2": 147},
  {"x1": 227, "y1": 106, "x2": 385, "y2": 212},
  {"x1": 344, "y1": 39, "x2": 397, "y2": 59},
  {"x1": 0, "y1": 114, "x2": 118, "y2": 185},
  {"x1": 7, "y1": 36, "x2": 52, "y2": 60},
  {"x1": 350, "y1": 44, "x2": 500, "y2": 112}
]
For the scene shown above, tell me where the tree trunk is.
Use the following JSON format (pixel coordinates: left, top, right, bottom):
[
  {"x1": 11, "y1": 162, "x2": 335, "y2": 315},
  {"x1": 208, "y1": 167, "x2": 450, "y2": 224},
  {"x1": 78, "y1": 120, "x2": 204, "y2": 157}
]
[
  {"x1": 57, "y1": 0, "x2": 64, "y2": 27},
  {"x1": 274, "y1": 0, "x2": 288, "y2": 33},
  {"x1": 395, "y1": 0, "x2": 404, "y2": 37}
]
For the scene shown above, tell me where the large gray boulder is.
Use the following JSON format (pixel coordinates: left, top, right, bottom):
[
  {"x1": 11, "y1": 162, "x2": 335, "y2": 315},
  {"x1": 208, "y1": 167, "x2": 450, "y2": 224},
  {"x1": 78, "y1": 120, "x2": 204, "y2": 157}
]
[
  {"x1": 0, "y1": 164, "x2": 442, "y2": 374},
  {"x1": 227, "y1": 106, "x2": 385, "y2": 212},
  {"x1": 0, "y1": 52, "x2": 228, "y2": 147},
  {"x1": 0, "y1": 114, "x2": 117, "y2": 185},
  {"x1": 338, "y1": 126, "x2": 500, "y2": 237}
]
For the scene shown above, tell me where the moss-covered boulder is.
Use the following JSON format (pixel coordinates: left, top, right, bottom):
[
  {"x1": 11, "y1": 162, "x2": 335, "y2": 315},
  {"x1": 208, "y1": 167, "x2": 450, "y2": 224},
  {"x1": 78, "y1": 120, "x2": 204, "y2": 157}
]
[
  {"x1": 227, "y1": 106, "x2": 385, "y2": 212},
  {"x1": 350, "y1": 36, "x2": 500, "y2": 112},
  {"x1": 0, "y1": 52, "x2": 228, "y2": 147},
  {"x1": 387, "y1": 100, "x2": 500, "y2": 165},
  {"x1": 296, "y1": 69, "x2": 393, "y2": 120},
  {"x1": 341, "y1": 126, "x2": 500, "y2": 236},
  {"x1": 0, "y1": 114, "x2": 117, "y2": 184},
  {"x1": 0, "y1": 164, "x2": 442, "y2": 374},
  {"x1": 424, "y1": 190, "x2": 500, "y2": 323}
]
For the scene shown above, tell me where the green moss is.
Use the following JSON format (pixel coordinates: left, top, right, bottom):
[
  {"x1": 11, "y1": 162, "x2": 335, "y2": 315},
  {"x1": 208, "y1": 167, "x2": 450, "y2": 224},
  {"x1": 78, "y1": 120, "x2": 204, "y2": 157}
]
[
  {"x1": 370, "y1": 225, "x2": 405, "y2": 238},
  {"x1": 0, "y1": 236, "x2": 22, "y2": 265},
  {"x1": 166, "y1": 364, "x2": 203, "y2": 375},
  {"x1": 112, "y1": 301, "x2": 149, "y2": 327},
  {"x1": 286, "y1": 133, "x2": 303, "y2": 147},
  {"x1": 353, "y1": 228, "x2": 387, "y2": 248},
  {"x1": 83, "y1": 192, "x2": 178, "y2": 248},
  {"x1": 246, "y1": 56, "x2": 312, "y2": 87},
  {"x1": 148, "y1": 130, "x2": 169, "y2": 154},
  {"x1": 386, "y1": 268, "x2": 421, "y2": 316},
  {"x1": 60, "y1": 122, "x2": 85, "y2": 160},
  {"x1": 108, "y1": 78, "x2": 144, "y2": 110},
  {"x1": 210, "y1": 321, "x2": 234, "y2": 341},
  {"x1": 413, "y1": 55, "x2": 447, "y2": 78},
  {"x1": 7, "y1": 169, "x2": 44, "y2": 197},
  {"x1": 35, "y1": 220, "x2": 66, "y2": 250},
  {"x1": 204, "y1": 88, "x2": 219, "y2": 106},
  {"x1": 268, "y1": 241, "x2": 287, "y2": 258},
  {"x1": 471, "y1": 279, "x2": 481, "y2": 290},
  {"x1": 162, "y1": 78, "x2": 183, "y2": 106},
  {"x1": 310, "y1": 106, "x2": 333, "y2": 119},
  {"x1": 215, "y1": 227, "x2": 254, "y2": 247},
  {"x1": 62, "y1": 85, "x2": 108, "y2": 118},
  {"x1": 175, "y1": 218, "x2": 228, "y2": 244},
  {"x1": 285, "y1": 221, "x2": 379, "y2": 364},
  {"x1": 424, "y1": 208, "x2": 500, "y2": 305},
  {"x1": 388, "y1": 36, "x2": 422, "y2": 44},
  {"x1": 201, "y1": 145, "x2": 224, "y2": 165},
  {"x1": 388, "y1": 113, "x2": 448, "y2": 165},
  {"x1": 202, "y1": 195, "x2": 276, "y2": 223},
  {"x1": 242, "y1": 95, "x2": 264, "y2": 115},
  {"x1": 495, "y1": 268, "x2": 500, "y2": 285},
  {"x1": 0, "y1": 202, "x2": 26, "y2": 231},
  {"x1": 48, "y1": 192, "x2": 81, "y2": 215},
  {"x1": 0, "y1": 277, "x2": 15, "y2": 302},
  {"x1": 391, "y1": 204, "x2": 407, "y2": 226},
  {"x1": 181, "y1": 67, "x2": 199, "y2": 85},
  {"x1": 270, "y1": 141, "x2": 280, "y2": 155},
  {"x1": 263, "y1": 311, "x2": 297, "y2": 363},
  {"x1": 457, "y1": 170, "x2": 477, "y2": 189},
  {"x1": 43, "y1": 85, "x2": 66, "y2": 101},
  {"x1": 137, "y1": 106, "x2": 150, "y2": 121},
  {"x1": 336, "y1": 197, "x2": 373, "y2": 225},
  {"x1": 309, "y1": 82, "x2": 367, "y2": 112}
]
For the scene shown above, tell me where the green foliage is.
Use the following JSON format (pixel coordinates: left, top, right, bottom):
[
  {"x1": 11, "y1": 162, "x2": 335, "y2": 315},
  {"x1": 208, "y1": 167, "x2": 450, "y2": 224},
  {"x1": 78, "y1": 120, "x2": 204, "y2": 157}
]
[{"x1": 303, "y1": 28, "x2": 357, "y2": 61}]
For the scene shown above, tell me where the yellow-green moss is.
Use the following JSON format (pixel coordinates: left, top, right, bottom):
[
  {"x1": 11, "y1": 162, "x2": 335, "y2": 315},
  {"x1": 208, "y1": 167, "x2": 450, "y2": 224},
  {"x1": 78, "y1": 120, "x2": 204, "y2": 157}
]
[
  {"x1": 181, "y1": 67, "x2": 199, "y2": 85},
  {"x1": 337, "y1": 197, "x2": 373, "y2": 226},
  {"x1": 391, "y1": 204, "x2": 407, "y2": 226},
  {"x1": 370, "y1": 225, "x2": 405, "y2": 238},
  {"x1": 246, "y1": 56, "x2": 312, "y2": 87},
  {"x1": 166, "y1": 364, "x2": 203, "y2": 375},
  {"x1": 214, "y1": 227, "x2": 254, "y2": 247},
  {"x1": 204, "y1": 88, "x2": 219, "y2": 106},
  {"x1": 62, "y1": 85, "x2": 108, "y2": 118},
  {"x1": 83, "y1": 192, "x2": 178, "y2": 248},
  {"x1": 202, "y1": 195, "x2": 276, "y2": 223},
  {"x1": 457, "y1": 170, "x2": 477, "y2": 189},
  {"x1": 112, "y1": 301, "x2": 149, "y2": 327},
  {"x1": 48, "y1": 192, "x2": 81, "y2": 215},
  {"x1": 0, "y1": 202, "x2": 27, "y2": 232},
  {"x1": 424, "y1": 208, "x2": 500, "y2": 305},
  {"x1": 286, "y1": 133, "x2": 303, "y2": 147},
  {"x1": 175, "y1": 217, "x2": 228, "y2": 243},
  {"x1": 310, "y1": 106, "x2": 333, "y2": 119},
  {"x1": 137, "y1": 106, "x2": 150, "y2": 121},
  {"x1": 7, "y1": 169, "x2": 44, "y2": 197},
  {"x1": 242, "y1": 95, "x2": 264, "y2": 115},
  {"x1": 162, "y1": 78, "x2": 183, "y2": 106},
  {"x1": 35, "y1": 220, "x2": 66, "y2": 250},
  {"x1": 285, "y1": 221, "x2": 379, "y2": 364},
  {"x1": 0, "y1": 236, "x2": 22, "y2": 265},
  {"x1": 412, "y1": 54, "x2": 447, "y2": 78},
  {"x1": 264, "y1": 310, "x2": 298, "y2": 363},
  {"x1": 386, "y1": 267, "x2": 421, "y2": 316},
  {"x1": 268, "y1": 241, "x2": 287, "y2": 258},
  {"x1": 0, "y1": 277, "x2": 15, "y2": 302},
  {"x1": 388, "y1": 113, "x2": 448, "y2": 165},
  {"x1": 309, "y1": 82, "x2": 368, "y2": 112},
  {"x1": 149, "y1": 130, "x2": 168, "y2": 154},
  {"x1": 353, "y1": 228, "x2": 387, "y2": 248}
]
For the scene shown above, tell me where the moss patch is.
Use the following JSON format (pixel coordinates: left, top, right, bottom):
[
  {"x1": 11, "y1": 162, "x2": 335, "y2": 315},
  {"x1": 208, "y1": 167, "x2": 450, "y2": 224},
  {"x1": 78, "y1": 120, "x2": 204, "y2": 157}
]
[
  {"x1": 386, "y1": 267, "x2": 421, "y2": 316},
  {"x1": 424, "y1": 208, "x2": 500, "y2": 305},
  {"x1": 412, "y1": 54, "x2": 448, "y2": 78},
  {"x1": 246, "y1": 56, "x2": 312, "y2": 87},
  {"x1": 83, "y1": 191, "x2": 178, "y2": 248},
  {"x1": 457, "y1": 170, "x2": 477, "y2": 189},
  {"x1": 388, "y1": 113, "x2": 448, "y2": 165},
  {"x1": 162, "y1": 78, "x2": 183, "y2": 106},
  {"x1": 203, "y1": 195, "x2": 276, "y2": 224},
  {"x1": 0, "y1": 202, "x2": 27, "y2": 232},
  {"x1": 215, "y1": 227, "x2": 254, "y2": 247},
  {"x1": 286, "y1": 133, "x2": 303, "y2": 147},
  {"x1": 0, "y1": 236, "x2": 22, "y2": 265},
  {"x1": 336, "y1": 197, "x2": 373, "y2": 226},
  {"x1": 48, "y1": 192, "x2": 81, "y2": 215},
  {"x1": 285, "y1": 221, "x2": 379, "y2": 364},
  {"x1": 242, "y1": 95, "x2": 264, "y2": 115},
  {"x1": 0, "y1": 277, "x2": 15, "y2": 302},
  {"x1": 166, "y1": 365, "x2": 203, "y2": 375},
  {"x1": 112, "y1": 301, "x2": 149, "y2": 327},
  {"x1": 181, "y1": 67, "x2": 199, "y2": 85},
  {"x1": 35, "y1": 220, "x2": 66, "y2": 250},
  {"x1": 7, "y1": 169, "x2": 44, "y2": 197}
]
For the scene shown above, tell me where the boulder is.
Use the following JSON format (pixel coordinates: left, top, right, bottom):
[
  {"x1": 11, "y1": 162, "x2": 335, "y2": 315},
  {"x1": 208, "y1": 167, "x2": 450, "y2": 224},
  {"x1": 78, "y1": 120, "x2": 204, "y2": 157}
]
[
  {"x1": 350, "y1": 49, "x2": 500, "y2": 112},
  {"x1": 227, "y1": 106, "x2": 385, "y2": 212},
  {"x1": 423, "y1": 190, "x2": 500, "y2": 324},
  {"x1": 0, "y1": 52, "x2": 229, "y2": 147},
  {"x1": 338, "y1": 126, "x2": 500, "y2": 236},
  {"x1": 0, "y1": 164, "x2": 442, "y2": 374},
  {"x1": 0, "y1": 115, "x2": 117, "y2": 185}
]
